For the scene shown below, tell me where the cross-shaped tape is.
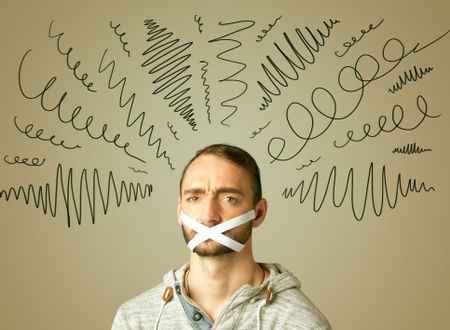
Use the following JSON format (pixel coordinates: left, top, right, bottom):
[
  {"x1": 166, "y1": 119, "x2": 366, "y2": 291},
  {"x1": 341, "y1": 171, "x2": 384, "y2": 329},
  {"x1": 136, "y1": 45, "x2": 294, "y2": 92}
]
[{"x1": 179, "y1": 209, "x2": 256, "y2": 252}]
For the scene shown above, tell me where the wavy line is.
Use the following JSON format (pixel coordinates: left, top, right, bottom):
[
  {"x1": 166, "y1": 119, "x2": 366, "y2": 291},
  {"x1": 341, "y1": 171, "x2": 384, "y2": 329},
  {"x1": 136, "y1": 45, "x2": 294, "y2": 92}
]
[
  {"x1": 167, "y1": 122, "x2": 180, "y2": 140},
  {"x1": 388, "y1": 65, "x2": 433, "y2": 94},
  {"x1": 142, "y1": 18, "x2": 198, "y2": 131},
  {"x1": 128, "y1": 166, "x2": 149, "y2": 174},
  {"x1": 13, "y1": 115, "x2": 81, "y2": 150},
  {"x1": 110, "y1": 21, "x2": 131, "y2": 57},
  {"x1": 98, "y1": 49, "x2": 175, "y2": 170},
  {"x1": 257, "y1": 19, "x2": 340, "y2": 111},
  {"x1": 282, "y1": 162, "x2": 434, "y2": 221},
  {"x1": 199, "y1": 60, "x2": 212, "y2": 124},
  {"x1": 208, "y1": 19, "x2": 255, "y2": 126},
  {"x1": 296, "y1": 156, "x2": 321, "y2": 171},
  {"x1": 0, "y1": 163, "x2": 153, "y2": 227},
  {"x1": 392, "y1": 142, "x2": 432, "y2": 155}
]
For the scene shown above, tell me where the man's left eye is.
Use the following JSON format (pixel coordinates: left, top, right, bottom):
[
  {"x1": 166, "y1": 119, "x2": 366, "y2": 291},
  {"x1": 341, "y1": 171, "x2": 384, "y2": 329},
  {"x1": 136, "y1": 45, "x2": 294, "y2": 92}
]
[{"x1": 223, "y1": 196, "x2": 236, "y2": 203}]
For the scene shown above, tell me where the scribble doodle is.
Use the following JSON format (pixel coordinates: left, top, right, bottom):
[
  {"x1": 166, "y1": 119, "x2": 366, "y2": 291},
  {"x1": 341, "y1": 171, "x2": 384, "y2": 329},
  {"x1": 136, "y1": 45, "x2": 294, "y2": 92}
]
[
  {"x1": 209, "y1": 19, "x2": 255, "y2": 126},
  {"x1": 267, "y1": 30, "x2": 449, "y2": 163},
  {"x1": 142, "y1": 18, "x2": 198, "y2": 131},
  {"x1": 250, "y1": 121, "x2": 271, "y2": 138},
  {"x1": 282, "y1": 162, "x2": 435, "y2": 221},
  {"x1": 388, "y1": 65, "x2": 434, "y2": 94},
  {"x1": 48, "y1": 20, "x2": 97, "y2": 92},
  {"x1": 4, "y1": 155, "x2": 46, "y2": 166},
  {"x1": 167, "y1": 122, "x2": 180, "y2": 140},
  {"x1": 296, "y1": 156, "x2": 321, "y2": 171},
  {"x1": 333, "y1": 95, "x2": 440, "y2": 148},
  {"x1": 129, "y1": 166, "x2": 149, "y2": 174},
  {"x1": 334, "y1": 19, "x2": 384, "y2": 57},
  {"x1": 110, "y1": 21, "x2": 131, "y2": 57},
  {"x1": 257, "y1": 18, "x2": 340, "y2": 111},
  {"x1": 18, "y1": 49, "x2": 145, "y2": 163},
  {"x1": 13, "y1": 116, "x2": 81, "y2": 150},
  {"x1": 0, "y1": 164, "x2": 153, "y2": 227},
  {"x1": 194, "y1": 15, "x2": 204, "y2": 33},
  {"x1": 392, "y1": 143, "x2": 432, "y2": 155},
  {"x1": 199, "y1": 60, "x2": 212, "y2": 124},
  {"x1": 256, "y1": 15, "x2": 282, "y2": 42},
  {"x1": 98, "y1": 49, "x2": 175, "y2": 170}
]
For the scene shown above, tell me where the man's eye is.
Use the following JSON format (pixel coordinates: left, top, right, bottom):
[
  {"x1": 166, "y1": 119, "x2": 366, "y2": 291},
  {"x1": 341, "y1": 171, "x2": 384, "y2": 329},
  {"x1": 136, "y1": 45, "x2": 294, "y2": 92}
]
[
  {"x1": 186, "y1": 196, "x2": 198, "y2": 202},
  {"x1": 223, "y1": 196, "x2": 236, "y2": 203}
]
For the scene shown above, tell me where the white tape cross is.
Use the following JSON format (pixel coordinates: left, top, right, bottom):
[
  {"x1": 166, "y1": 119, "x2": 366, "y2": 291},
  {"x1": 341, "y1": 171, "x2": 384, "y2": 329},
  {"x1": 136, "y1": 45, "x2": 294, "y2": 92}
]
[{"x1": 180, "y1": 209, "x2": 255, "y2": 252}]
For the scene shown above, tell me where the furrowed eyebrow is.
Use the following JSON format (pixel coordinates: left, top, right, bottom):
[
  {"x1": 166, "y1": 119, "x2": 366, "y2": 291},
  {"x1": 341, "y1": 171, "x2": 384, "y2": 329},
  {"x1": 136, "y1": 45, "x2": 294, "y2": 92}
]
[{"x1": 182, "y1": 187, "x2": 244, "y2": 196}]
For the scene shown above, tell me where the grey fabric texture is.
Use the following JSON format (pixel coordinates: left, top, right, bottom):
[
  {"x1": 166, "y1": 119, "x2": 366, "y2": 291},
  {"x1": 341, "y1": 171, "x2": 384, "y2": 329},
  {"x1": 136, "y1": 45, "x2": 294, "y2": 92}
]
[{"x1": 112, "y1": 263, "x2": 331, "y2": 330}]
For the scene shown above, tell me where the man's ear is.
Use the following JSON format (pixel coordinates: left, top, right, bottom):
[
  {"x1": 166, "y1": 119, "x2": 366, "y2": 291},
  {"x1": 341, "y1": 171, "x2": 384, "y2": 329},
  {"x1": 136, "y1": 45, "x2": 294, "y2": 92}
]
[
  {"x1": 253, "y1": 198, "x2": 268, "y2": 228},
  {"x1": 177, "y1": 198, "x2": 182, "y2": 225}
]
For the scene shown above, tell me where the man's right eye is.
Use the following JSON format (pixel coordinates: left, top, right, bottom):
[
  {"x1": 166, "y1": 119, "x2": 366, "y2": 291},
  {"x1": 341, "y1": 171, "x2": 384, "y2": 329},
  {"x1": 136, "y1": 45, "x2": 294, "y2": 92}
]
[{"x1": 186, "y1": 196, "x2": 198, "y2": 202}]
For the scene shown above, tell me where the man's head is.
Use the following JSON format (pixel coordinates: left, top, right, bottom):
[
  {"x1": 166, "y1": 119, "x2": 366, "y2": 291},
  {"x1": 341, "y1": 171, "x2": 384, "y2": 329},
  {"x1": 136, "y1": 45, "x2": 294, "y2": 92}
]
[{"x1": 177, "y1": 144, "x2": 267, "y2": 257}]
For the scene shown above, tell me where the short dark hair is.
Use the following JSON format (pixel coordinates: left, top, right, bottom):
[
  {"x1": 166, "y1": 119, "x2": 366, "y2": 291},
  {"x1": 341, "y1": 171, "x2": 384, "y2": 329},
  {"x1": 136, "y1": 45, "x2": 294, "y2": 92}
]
[{"x1": 179, "y1": 144, "x2": 262, "y2": 205}]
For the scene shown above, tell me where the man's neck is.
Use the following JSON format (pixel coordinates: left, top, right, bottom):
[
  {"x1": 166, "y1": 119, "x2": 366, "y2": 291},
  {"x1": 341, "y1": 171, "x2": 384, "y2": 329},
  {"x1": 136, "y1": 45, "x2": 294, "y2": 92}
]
[{"x1": 186, "y1": 243, "x2": 265, "y2": 322}]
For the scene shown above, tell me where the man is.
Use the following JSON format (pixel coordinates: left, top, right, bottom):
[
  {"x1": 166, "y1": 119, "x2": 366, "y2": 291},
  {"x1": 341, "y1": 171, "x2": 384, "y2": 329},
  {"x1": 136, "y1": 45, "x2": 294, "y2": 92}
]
[{"x1": 112, "y1": 144, "x2": 331, "y2": 329}]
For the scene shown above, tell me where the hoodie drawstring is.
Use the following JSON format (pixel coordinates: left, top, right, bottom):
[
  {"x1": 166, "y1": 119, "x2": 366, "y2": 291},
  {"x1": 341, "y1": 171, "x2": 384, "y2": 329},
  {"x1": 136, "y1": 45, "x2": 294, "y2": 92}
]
[
  {"x1": 154, "y1": 286, "x2": 173, "y2": 330},
  {"x1": 256, "y1": 286, "x2": 273, "y2": 330}
]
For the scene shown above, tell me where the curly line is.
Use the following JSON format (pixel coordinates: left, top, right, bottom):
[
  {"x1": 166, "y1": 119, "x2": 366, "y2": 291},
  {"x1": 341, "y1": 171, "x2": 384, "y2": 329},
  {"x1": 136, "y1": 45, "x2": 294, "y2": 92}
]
[
  {"x1": 209, "y1": 19, "x2": 255, "y2": 126},
  {"x1": 199, "y1": 60, "x2": 212, "y2": 124}
]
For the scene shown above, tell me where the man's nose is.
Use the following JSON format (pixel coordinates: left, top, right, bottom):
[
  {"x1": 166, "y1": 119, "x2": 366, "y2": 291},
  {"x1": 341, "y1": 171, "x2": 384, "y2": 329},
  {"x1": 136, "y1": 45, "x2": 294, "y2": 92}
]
[{"x1": 198, "y1": 198, "x2": 220, "y2": 226}]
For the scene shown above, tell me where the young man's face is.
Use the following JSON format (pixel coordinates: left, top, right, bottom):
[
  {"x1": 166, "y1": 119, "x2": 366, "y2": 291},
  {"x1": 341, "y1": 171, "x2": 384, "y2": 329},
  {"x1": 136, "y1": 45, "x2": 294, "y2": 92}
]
[{"x1": 178, "y1": 154, "x2": 256, "y2": 257}]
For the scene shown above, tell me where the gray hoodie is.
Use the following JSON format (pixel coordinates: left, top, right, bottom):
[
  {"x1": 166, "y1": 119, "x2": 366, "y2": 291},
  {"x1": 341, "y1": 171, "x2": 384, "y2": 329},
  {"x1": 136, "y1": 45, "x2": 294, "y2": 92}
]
[{"x1": 112, "y1": 263, "x2": 331, "y2": 329}]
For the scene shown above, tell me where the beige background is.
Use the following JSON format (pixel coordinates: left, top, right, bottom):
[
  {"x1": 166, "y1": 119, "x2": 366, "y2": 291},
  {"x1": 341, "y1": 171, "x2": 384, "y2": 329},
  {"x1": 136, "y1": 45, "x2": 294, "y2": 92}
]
[{"x1": 1, "y1": 0, "x2": 449, "y2": 329}]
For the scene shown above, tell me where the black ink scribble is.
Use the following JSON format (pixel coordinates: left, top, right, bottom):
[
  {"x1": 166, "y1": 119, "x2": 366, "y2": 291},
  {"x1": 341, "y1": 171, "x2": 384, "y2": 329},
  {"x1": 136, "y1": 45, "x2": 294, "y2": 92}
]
[
  {"x1": 13, "y1": 116, "x2": 81, "y2": 150},
  {"x1": 98, "y1": 49, "x2": 175, "y2": 170},
  {"x1": 167, "y1": 122, "x2": 180, "y2": 140},
  {"x1": 209, "y1": 19, "x2": 255, "y2": 126},
  {"x1": 250, "y1": 121, "x2": 271, "y2": 138},
  {"x1": 48, "y1": 20, "x2": 97, "y2": 92},
  {"x1": 296, "y1": 156, "x2": 321, "y2": 170},
  {"x1": 282, "y1": 162, "x2": 435, "y2": 221},
  {"x1": 333, "y1": 95, "x2": 440, "y2": 148},
  {"x1": 0, "y1": 164, "x2": 153, "y2": 227},
  {"x1": 392, "y1": 143, "x2": 432, "y2": 155},
  {"x1": 194, "y1": 15, "x2": 204, "y2": 33},
  {"x1": 257, "y1": 19, "x2": 340, "y2": 111},
  {"x1": 142, "y1": 18, "x2": 198, "y2": 131},
  {"x1": 110, "y1": 21, "x2": 131, "y2": 57},
  {"x1": 4, "y1": 155, "x2": 46, "y2": 167},
  {"x1": 334, "y1": 19, "x2": 384, "y2": 57},
  {"x1": 266, "y1": 30, "x2": 449, "y2": 164},
  {"x1": 199, "y1": 60, "x2": 212, "y2": 124},
  {"x1": 388, "y1": 65, "x2": 434, "y2": 94},
  {"x1": 256, "y1": 15, "x2": 282, "y2": 42},
  {"x1": 128, "y1": 166, "x2": 149, "y2": 174},
  {"x1": 18, "y1": 49, "x2": 145, "y2": 163}
]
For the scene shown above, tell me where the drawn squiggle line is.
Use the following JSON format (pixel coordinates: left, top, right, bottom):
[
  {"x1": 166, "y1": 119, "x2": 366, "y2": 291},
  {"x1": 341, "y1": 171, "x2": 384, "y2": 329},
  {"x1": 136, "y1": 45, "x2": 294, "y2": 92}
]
[
  {"x1": 388, "y1": 65, "x2": 433, "y2": 94},
  {"x1": 18, "y1": 49, "x2": 144, "y2": 164},
  {"x1": 0, "y1": 164, "x2": 153, "y2": 227},
  {"x1": 167, "y1": 122, "x2": 180, "y2": 140},
  {"x1": 296, "y1": 156, "x2": 321, "y2": 170},
  {"x1": 13, "y1": 115, "x2": 81, "y2": 150},
  {"x1": 98, "y1": 49, "x2": 175, "y2": 170},
  {"x1": 194, "y1": 15, "x2": 204, "y2": 33},
  {"x1": 128, "y1": 166, "x2": 149, "y2": 174},
  {"x1": 250, "y1": 121, "x2": 271, "y2": 138},
  {"x1": 392, "y1": 143, "x2": 432, "y2": 155},
  {"x1": 110, "y1": 21, "x2": 131, "y2": 57},
  {"x1": 257, "y1": 18, "x2": 340, "y2": 111},
  {"x1": 256, "y1": 15, "x2": 282, "y2": 42},
  {"x1": 142, "y1": 18, "x2": 198, "y2": 131},
  {"x1": 199, "y1": 60, "x2": 212, "y2": 124},
  {"x1": 209, "y1": 19, "x2": 255, "y2": 127},
  {"x1": 282, "y1": 162, "x2": 434, "y2": 221},
  {"x1": 4, "y1": 155, "x2": 46, "y2": 166}
]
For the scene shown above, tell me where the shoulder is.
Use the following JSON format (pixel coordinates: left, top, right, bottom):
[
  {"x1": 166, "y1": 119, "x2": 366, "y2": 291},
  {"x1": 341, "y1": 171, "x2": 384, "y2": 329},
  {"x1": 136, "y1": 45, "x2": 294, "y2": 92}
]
[
  {"x1": 112, "y1": 282, "x2": 167, "y2": 330},
  {"x1": 273, "y1": 286, "x2": 332, "y2": 329}
]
